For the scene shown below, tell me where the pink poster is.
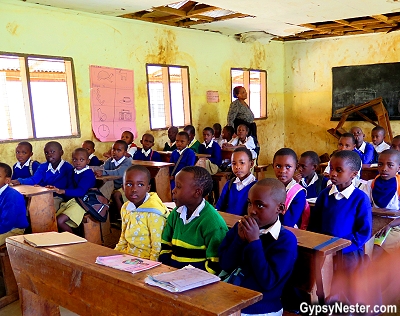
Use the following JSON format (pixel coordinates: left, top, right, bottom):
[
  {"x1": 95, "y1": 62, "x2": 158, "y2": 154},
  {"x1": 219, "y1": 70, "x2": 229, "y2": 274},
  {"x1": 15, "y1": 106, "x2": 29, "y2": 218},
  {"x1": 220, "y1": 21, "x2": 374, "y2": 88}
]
[{"x1": 90, "y1": 65, "x2": 136, "y2": 142}]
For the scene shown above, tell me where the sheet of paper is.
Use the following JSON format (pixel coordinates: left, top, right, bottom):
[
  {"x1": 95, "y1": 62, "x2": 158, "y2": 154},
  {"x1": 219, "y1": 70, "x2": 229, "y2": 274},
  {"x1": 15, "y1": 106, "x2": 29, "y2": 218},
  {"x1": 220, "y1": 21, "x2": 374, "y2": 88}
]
[{"x1": 206, "y1": 90, "x2": 219, "y2": 103}]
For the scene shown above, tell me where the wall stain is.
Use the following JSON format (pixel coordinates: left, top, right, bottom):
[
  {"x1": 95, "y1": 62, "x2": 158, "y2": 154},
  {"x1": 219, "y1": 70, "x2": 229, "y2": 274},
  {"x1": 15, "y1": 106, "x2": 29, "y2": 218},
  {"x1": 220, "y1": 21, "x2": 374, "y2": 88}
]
[
  {"x1": 146, "y1": 29, "x2": 178, "y2": 64},
  {"x1": 6, "y1": 22, "x2": 19, "y2": 35},
  {"x1": 250, "y1": 43, "x2": 266, "y2": 69}
]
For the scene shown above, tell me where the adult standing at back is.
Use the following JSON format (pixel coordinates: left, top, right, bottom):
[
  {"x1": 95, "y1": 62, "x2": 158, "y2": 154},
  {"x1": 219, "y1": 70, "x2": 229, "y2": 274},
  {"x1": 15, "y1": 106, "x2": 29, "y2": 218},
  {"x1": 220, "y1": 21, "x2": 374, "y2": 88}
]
[{"x1": 227, "y1": 86, "x2": 257, "y2": 142}]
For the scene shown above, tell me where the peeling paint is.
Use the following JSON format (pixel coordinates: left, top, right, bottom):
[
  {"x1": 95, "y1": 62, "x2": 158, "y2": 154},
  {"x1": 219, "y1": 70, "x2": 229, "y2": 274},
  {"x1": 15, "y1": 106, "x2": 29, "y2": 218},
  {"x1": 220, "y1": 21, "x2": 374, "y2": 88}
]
[{"x1": 6, "y1": 22, "x2": 19, "y2": 35}]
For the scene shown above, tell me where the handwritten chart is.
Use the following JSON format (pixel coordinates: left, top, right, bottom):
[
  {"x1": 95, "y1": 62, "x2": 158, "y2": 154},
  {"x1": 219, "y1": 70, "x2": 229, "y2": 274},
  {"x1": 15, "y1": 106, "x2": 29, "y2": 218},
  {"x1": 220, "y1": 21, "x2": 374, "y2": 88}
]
[{"x1": 90, "y1": 65, "x2": 136, "y2": 141}]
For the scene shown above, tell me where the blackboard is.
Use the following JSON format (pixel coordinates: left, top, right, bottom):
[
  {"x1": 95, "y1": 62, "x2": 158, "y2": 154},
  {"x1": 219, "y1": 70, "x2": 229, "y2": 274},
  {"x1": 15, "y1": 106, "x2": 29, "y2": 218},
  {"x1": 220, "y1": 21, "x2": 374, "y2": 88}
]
[{"x1": 332, "y1": 62, "x2": 400, "y2": 121}]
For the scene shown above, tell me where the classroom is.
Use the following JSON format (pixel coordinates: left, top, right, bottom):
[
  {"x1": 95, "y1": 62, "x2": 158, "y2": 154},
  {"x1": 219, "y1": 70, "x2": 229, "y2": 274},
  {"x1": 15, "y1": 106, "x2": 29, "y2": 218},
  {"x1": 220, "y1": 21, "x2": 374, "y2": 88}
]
[{"x1": 2, "y1": 0, "x2": 400, "y2": 314}]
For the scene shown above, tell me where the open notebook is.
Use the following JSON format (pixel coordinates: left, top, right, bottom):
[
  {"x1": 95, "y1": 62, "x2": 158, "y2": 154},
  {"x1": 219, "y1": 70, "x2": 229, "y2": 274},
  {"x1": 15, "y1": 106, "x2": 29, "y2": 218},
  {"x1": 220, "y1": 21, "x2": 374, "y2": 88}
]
[
  {"x1": 23, "y1": 232, "x2": 87, "y2": 247},
  {"x1": 145, "y1": 265, "x2": 220, "y2": 293}
]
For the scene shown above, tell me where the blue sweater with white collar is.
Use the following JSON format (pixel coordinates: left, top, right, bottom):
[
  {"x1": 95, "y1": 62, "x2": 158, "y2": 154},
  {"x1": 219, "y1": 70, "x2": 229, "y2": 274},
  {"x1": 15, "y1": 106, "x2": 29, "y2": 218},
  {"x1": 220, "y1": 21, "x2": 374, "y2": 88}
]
[
  {"x1": 12, "y1": 160, "x2": 40, "y2": 180},
  {"x1": 0, "y1": 186, "x2": 29, "y2": 234},
  {"x1": 65, "y1": 168, "x2": 96, "y2": 200}
]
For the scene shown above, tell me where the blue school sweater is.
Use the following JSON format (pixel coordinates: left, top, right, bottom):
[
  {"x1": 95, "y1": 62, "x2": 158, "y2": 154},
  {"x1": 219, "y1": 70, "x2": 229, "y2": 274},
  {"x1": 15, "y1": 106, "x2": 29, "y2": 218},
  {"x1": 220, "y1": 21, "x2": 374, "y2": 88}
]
[
  {"x1": 0, "y1": 185, "x2": 29, "y2": 234},
  {"x1": 219, "y1": 222, "x2": 297, "y2": 314},
  {"x1": 132, "y1": 149, "x2": 162, "y2": 162},
  {"x1": 88, "y1": 155, "x2": 103, "y2": 167},
  {"x1": 198, "y1": 141, "x2": 222, "y2": 166},
  {"x1": 216, "y1": 180, "x2": 257, "y2": 216},
  {"x1": 308, "y1": 186, "x2": 372, "y2": 254},
  {"x1": 102, "y1": 157, "x2": 133, "y2": 189},
  {"x1": 354, "y1": 142, "x2": 375, "y2": 164},
  {"x1": 65, "y1": 168, "x2": 96, "y2": 200},
  {"x1": 18, "y1": 161, "x2": 74, "y2": 190},
  {"x1": 282, "y1": 185, "x2": 306, "y2": 228},
  {"x1": 300, "y1": 174, "x2": 328, "y2": 199},
  {"x1": 12, "y1": 160, "x2": 40, "y2": 180},
  {"x1": 169, "y1": 148, "x2": 196, "y2": 189}
]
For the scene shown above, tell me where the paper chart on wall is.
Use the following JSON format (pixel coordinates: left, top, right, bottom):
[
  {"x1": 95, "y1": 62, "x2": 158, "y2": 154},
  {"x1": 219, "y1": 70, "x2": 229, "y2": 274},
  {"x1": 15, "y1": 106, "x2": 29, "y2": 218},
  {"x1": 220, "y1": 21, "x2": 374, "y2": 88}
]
[{"x1": 90, "y1": 65, "x2": 137, "y2": 142}]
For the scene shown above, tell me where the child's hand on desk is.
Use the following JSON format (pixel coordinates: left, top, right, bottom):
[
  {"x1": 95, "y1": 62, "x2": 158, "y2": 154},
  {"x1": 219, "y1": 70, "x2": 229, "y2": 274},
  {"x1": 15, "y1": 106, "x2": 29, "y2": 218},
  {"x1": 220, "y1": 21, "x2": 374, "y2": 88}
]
[
  {"x1": 94, "y1": 170, "x2": 103, "y2": 177},
  {"x1": 293, "y1": 171, "x2": 302, "y2": 183},
  {"x1": 45, "y1": 185, "x2": 65, "y2": 195},
  {"x1": 10, "y1": 180, "x2": 20, "y2": 185},
  {"x1": 222, "y1": 143, "x2": 233, "y2": 148},
  {"x1": 239, "y1": 216, "x2": 259, "y2": 243}
]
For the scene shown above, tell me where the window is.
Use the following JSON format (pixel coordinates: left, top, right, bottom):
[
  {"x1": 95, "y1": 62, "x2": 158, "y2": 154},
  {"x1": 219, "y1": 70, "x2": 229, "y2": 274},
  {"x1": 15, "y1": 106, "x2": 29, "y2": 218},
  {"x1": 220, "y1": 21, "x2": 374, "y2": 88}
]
[
  {"x1": 146, "y1": 64, "x2": 191, "y2": 129},
  {"x1": 0, "y1": 53, "x2": 79, "y2": 141},
  {"x1": 231, "y1": 68, "x2": 267, "y2": 118}
]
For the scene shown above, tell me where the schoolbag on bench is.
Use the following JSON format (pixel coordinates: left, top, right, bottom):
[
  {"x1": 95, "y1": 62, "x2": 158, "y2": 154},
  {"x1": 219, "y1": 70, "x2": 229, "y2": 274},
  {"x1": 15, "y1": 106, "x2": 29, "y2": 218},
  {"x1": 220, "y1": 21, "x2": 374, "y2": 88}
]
[{"x1": 75, "y1": 188, "x2": 109, "y2": 222}]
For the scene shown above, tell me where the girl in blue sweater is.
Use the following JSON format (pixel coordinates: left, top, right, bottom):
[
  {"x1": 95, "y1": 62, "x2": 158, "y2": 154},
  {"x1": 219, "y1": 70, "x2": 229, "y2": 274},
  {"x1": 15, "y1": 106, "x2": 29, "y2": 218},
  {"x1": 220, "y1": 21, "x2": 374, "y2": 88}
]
[{"x1": 216, "y1": 147, "x2": 256, "y2": 215}]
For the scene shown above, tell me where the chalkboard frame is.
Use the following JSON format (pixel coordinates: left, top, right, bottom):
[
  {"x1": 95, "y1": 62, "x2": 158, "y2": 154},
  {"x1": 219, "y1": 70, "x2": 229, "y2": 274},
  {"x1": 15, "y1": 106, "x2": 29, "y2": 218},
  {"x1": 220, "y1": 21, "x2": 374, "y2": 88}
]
[{"x1": 331, "y1": 62, "x2": 400, "y2": 121}]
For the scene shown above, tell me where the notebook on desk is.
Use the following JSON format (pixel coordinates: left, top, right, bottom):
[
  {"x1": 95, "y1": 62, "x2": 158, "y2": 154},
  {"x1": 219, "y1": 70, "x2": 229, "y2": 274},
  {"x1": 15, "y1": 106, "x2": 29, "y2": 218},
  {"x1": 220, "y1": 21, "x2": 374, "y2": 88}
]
[{"x1": 23, "y1": 232, "x2": 87, "y2": 247}]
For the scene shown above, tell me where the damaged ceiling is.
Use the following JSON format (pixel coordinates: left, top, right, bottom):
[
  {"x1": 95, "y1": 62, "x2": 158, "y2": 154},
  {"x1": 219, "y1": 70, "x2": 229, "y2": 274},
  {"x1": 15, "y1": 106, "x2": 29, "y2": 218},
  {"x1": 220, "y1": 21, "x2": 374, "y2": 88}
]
[{"x1": 16, "y1": 0, "x2": 400, "y2": 41}]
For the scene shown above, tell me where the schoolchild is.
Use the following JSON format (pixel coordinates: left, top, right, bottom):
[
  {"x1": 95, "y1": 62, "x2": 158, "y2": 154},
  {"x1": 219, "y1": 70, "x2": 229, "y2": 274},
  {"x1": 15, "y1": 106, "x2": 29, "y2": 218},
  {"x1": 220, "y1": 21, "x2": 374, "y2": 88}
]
[
  {"x1": 295, "y1": 151, "x2": 327, "y2": 199},
  {"x1": 351, "y1": 126, "x2": 375, "y2": 164},
  {"x1": 183, "y1": 125, "x2": 201, "y2": 153},
  {"x1": 273, "y1": 148, "x2": 308, "y2": 229},
  {"x1": 216, "y1": 147, "x2": 257, "y2": 216},
  {"x1": 11, "y1": 141, "x2": 40, "y2": 180},
  {"x1": 115, "y1": 166, "x2": 168, "y2": 260},
  {"x1": 0, "y1": 163, "x2": 28, "y2": 245},
  {"x1": 308, "y1": 150, "x2": 372, "y2": 272},
  {"x1": 221, "y1": 125, "x2": 235, "y2": 148},
  {"x1": 11, "y1": 141, "x2": 74, "y2": 210},
  {"x1": 371, "y1": 126, "x2": 390, "y2": 154},
  {"x1": 198, "y1": 127, "x2": 222, "y2": 175},
  {"x1": 169, "y1": 131, "x2": 196, "y2": 190},
  {"x1": 323, "y1": 133, "x2": 357, "y2": 176},
  {"x1": 361, "y1": 149, "x2": 400, "y2": 253},
  {"x1": 160, "y1": 166, "x2": 228, "y2": 274},
  {"x1": 163, "y1": 126, "x2": 178, "y2": 151},
  {"x1": 50, "y1": 148, "x2": 96, "y2": 232},
  {"x1": 213, "y1": 123, "x2": 225, "y2": 147},
  {"x1": 103, "y1": 130, "x2": 137, "y2": 158},
  {"x1": 226, "y1": 124, "x2": 257, "y2": 159},
  {"x1": 391, "y1": 135, "x2": 400, "y2": 152},
  {"x1": 219, "y1": 178, "x2": 297, "y2": 316},
  {"x1": 95, "y1": 140, "x2": 133, "y2": 213},
  {"x1": 82, "y1": 140, "x2": 103, "y2": 166},
  {"x1": 132, "y1": 133, "x2": 161, "y2": 162}
]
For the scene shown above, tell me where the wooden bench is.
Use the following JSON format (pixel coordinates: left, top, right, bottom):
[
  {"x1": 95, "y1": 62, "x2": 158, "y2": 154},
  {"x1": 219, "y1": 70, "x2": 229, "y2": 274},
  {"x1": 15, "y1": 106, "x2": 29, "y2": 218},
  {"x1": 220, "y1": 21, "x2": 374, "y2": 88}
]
[
  {"x1": 82, "y1": 214, "x2": 102, "y2": 245},
  {"x1": 0, "y1": 245, "x2": 18, "y2": 308},
  {"x1": 211, "y1": 171, "x2": 233, "y2": 202},
  {"x1": 254, "y1": 164, "x2": 269, "y2": 180}
]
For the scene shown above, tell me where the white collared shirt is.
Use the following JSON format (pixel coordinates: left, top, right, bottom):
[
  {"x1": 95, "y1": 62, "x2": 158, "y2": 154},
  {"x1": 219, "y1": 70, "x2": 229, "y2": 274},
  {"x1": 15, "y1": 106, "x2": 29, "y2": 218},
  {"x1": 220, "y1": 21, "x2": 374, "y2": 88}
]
[
  {"x1": 329, "y1": 184, "x2": 355, "y2": 200},
  {"x1": 202, "y1": 140, "x2": 214, "y2": 149},
  {"x1": 233, "y1": 173, "x2": 256, "y2": 191},
  {"x1": 177, "y1": 147, "x2": 188, "y2": 155},
  {"x1": 74, "y1": 165, "x2": 89, "y2": 175},
  {"x1": 259, "y1": 218, "x2": 281, "y2": 240},
  {"x1": 176, "y1": 199, "x2": 205, "y2": 225},
  {"x1": 125, "y1": 193, "x2": 150, "y2": 212},
  {"x1": 15, "y1": 158, "x2": 31, "y2": 169},
  {"x1": 141, "y1": 148, "x2": 152, "y2": 157},
  {"x1": 301, "y1": 173, "x2": 318, "y2": 188},
  {"x1": 127, "y1": 143, "x2": 137, "y2": 157},
  {"x1": 373, "y1": 141, "x2": 390, "y2": 154},
  {"x1": 285, "y1": 179, "x2": 297, "y2": 192},
  {"x1": 111, "y1": 156, "x2": 126, "y2": 167},
  {"x1": 0, "y1": 184, "x2": 8, "y2": 196},
  {"x1": 88, "y1": 153, "x2": 95, "y2": 160},
  {"x1": 46, "y1": 160, "x2": 65, "y2": 174},
  {"x1": 358, "y1": 141, "x2": 367, "y2": 153}
]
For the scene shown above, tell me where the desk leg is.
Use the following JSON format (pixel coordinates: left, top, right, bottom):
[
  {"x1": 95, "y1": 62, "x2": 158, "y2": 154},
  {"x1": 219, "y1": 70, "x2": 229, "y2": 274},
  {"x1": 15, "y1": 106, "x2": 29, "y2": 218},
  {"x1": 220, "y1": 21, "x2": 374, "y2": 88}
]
[
  {"x1": 314, "y1": 253, "x2": 334, "y2": 305},
  {"x1": 364, "y1": 236, "x2": 374, "y2": 258},
  {"x1": 20, "y1": 288, "x2": 60, "y2": 316},
  {"x1": 27, "y1": 194, "x2": 58, "y2": 233},
  {"x1": 154, "y1": 168, "x2": 172, "y2": 202}
]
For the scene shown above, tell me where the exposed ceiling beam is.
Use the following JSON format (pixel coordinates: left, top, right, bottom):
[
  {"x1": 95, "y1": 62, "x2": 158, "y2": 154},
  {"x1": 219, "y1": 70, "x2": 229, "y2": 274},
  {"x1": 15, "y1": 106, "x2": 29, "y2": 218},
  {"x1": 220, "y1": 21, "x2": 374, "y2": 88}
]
[{"x1": 371, "y1": 14, "x2": 398, "y2": 26}]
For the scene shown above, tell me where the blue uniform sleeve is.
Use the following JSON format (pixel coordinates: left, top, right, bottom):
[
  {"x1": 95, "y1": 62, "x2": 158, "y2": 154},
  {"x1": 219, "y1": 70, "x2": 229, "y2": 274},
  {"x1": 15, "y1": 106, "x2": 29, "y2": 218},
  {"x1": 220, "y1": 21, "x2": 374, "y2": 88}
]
[
  {"x1": 210, "y1": 143, "x2": 222, "y2": 166},
  {"x1": 0, "y1": 189, "x2": 28, "y2": 234},
  {"x1": 218, "y1": 223, "x2": 247, "y2": 272},
  {"x1": 198, "y1": 144, "x2": 206, "y2": 154},
  {"x1": 362, "y1": 143, "x2": 375, "y2": 164},
  {"x1": 282, "y1": 189, "x2": 306, "y2": 227},
  {"x1": 18, "y1": 163, "x2": 46, "y2": 185},
  {"x1": 151, "y1": 151, "x2": 162, "y2": 162},
  {"x1": 187, "y1": 150, "x2": 196, "y2": 166}
]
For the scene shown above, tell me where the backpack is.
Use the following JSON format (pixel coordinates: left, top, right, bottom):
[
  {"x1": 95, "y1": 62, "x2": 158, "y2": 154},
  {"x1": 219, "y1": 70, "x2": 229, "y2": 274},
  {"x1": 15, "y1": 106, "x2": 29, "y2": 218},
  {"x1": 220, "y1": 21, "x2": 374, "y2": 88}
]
[
  {"x1": 285, "y1": 183, "x2": 310, "y2": 230},
  {"x1": 75, "y1": 188, "x2": 109, "y2": 222},
  {"x1": 29, "y1": 160, "x2": 39, "y2": 175}
]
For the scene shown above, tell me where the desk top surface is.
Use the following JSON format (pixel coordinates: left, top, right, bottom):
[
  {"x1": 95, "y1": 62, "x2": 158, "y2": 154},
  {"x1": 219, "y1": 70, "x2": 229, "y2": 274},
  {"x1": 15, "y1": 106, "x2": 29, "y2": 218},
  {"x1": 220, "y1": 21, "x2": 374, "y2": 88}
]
[
  {"x1": 217, "y1": 212, "x2": 350, "y2": 255},
  {"x1": 132, "y1": 160, "x2": 174, "y2": 167},
  {"x1": 12, "y1": 184, "x2": 56, "y2": 197},
  {"x1": 7, "y1": 236, "x2": 262, "y2": 316},
  {"x1": 372, "y1": 207, "x2": 400, "y2": 218},
  {"x1": 372, "y1": 215, "x2": 394, "y2": 236}
]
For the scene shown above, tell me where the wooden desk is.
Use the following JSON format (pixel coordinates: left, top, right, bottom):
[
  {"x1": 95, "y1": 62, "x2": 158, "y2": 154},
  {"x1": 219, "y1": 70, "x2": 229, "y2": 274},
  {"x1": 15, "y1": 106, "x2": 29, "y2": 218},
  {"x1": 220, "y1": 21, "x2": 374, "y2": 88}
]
[
  {"x1": 95, "y1": 175, "x2": 121, "y2": 200},
  {"x1": 217, "y1": 212, "x2": 351, "y2": 304},
  {"x1": 364, "y1": 214, "x2": 395, "y2": 257},
  {"x1": 12, "y1": 185, "x2": 57, "y2": 233},
  {"x1": 7, "y1": 236, "x2": 262, "y2": 316},
  {"x1": 132, "y1": 160, "x2": 174, "y2": 202},
  {"x1": 221, "y1": 147, "x2": 236, "y2": 161},
  {"x1": 361, "y1": 164, "x2": 378, "y2": 181}
]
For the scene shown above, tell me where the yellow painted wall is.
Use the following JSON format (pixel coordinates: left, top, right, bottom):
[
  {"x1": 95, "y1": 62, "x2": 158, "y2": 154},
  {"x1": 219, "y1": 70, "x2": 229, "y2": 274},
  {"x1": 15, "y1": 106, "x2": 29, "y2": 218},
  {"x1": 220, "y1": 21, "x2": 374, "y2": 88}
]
[
  {"x1": 0, "y1": 0, "x2": 285, "y2": 167},
  {"x1": 284, "y1": 32, "x2": 400, "y2": 157}
]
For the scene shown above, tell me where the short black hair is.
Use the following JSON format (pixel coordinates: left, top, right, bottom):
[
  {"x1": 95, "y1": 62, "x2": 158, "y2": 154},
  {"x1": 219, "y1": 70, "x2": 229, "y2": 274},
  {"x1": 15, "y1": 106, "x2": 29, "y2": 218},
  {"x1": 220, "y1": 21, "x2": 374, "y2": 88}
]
[
  {"x1": 83, "y1": 140, "x2": 95, "y2": 149},
  {"x1": 18, "y1": 141, "x2": 33, "y2": 152},
  {"x1": 253, "y1": 178, "x2": 287, "y2": 204},
  {"x1": 0, "y1": 162, "x2": 12, "y2": 178},
  {"x1": 273, "y1": 148, "x2": 298, "y2": 163},
  {"x1": 73, "y1": 148, "x2": 89, "y2": 158},
  {"x1": 124, "y1": 165, "x2": 151, "y2": 185},
  {"x1": 393, "y1": 135, "x2": 400, "y2": 141},
  {"x1": 379, "y1": 149, "x2": 400, "y2": 164},
  {"x1": 168, "y1": 126, "x2": 178, "y2": 133},
  {"x1": 372, "y1": 126, "x2": 385, "y2": 134},
  {"x1": 45, "y1": 141, "x2": 62, "y2": 151},
  {"x1": 180, "y1": 166, "x2": 213, "y2": 197},
  {"x1": 340, "y1": 133, "x2": 356, "y2": 145},
  {"x1": 122, "y1": 130, "x2": 134, "y2": 139},
  {"x1": 142, "y1": 133, "x2": 154, "y2": 142},
  {"x1": 331, "y1": 150, "x2": 361, "y2": 171},
  {"x1": 177, "y1": 131, "x2": 189, "y2": 141},
  {"x1": 203, "y1": 127, "x2": 214, "y2": 135},
  {"x1": 183, "y1": 125, "x2": 195, "y2": 135},
  {"x1": 213, "y1": 123, "x2": 222, "y2": 132},
  {"x1": 300, "y1": 151, "x2": 320, "y2": 165},
  {"x1": 237, "y1": 124, "x2": 249, "y2": 133},
  {"x1": 223, "y1": 125, "x2": 235, "y2": 136},
  {"x1": 233, "y1": 147, "x2": 253, "y2": 161},
  {"x1": 115, "y1": 139, "x2": 128, "y2": 151}
]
